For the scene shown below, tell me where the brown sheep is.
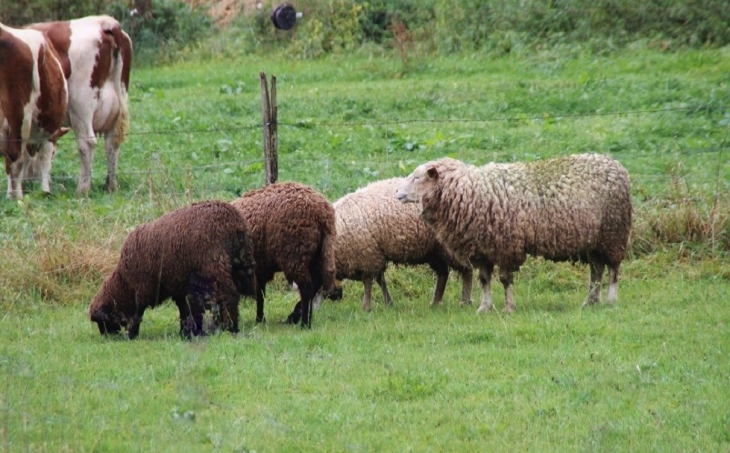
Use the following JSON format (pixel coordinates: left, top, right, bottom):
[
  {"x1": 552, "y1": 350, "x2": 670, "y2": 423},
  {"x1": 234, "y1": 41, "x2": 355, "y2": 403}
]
[
  {"x1": 230, "y1": 182, "x2": 336, "y2": 328},
  {"x1": 89, "y1": 201, "x2": 257, "y2": 339},
  {"x1": 396, "y1": 154, "x2": 632, "y2": 312}
]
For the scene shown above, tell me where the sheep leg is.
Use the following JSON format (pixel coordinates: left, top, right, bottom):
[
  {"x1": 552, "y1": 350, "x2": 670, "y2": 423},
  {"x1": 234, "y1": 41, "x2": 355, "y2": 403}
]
[
  {"x1": 127, "y1": 313, "x2": 143, "y2": 340},
  {"x1": 294, "y1": 280, "x2": 315, "y2": 328},
  {"x1": 376, "y1": 273, "x2": 393, "y2": 306},
  {"x1": 431, "y1": 272, "x2": 448, "y2": 306},
  {"x1": 210, "y1": 273, "x2": 242, "y2": 334},
  {"x1": 429, "y1": 262, "x2": 449, "y2": 306},
  {"x1": 285, "y1": 302, "x2": 302, "y2": 325},
  {"x1": 362, "y1": 277, "x2": 374, "y2": 311},
  {"x1": 96, "y1": 320, "x2": 121, "y2": 336},
  {"x1": 499, "y1": 268, "x2": 516, "y2": 313},
  {"x1": 255, "y1": 285, "x2": 266, "y2": 323},
  {"x1": 460, "y1": 268, "x2": 474, "y2": 306},
  {"x1": 174, "y1": 295, "x2": 203, "y2": 339},
  {"x1": 476, "y1": 264, "x2": 495, "y2": 313},
  {"x1": 583, "y1": 261, "x2": 605, "y2": 306},
  {"x1": 218, "y1": 293, "x2": 241, "y2": 334},
  {"x1": 606, "y1": 264, "x2": 620, "y2": 303}
]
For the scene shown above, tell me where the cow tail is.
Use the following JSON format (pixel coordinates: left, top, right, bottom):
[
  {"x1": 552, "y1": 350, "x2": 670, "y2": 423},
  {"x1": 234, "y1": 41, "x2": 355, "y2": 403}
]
[{"x1": 110, "y1": 25, "x2": 133, "y2": 148}]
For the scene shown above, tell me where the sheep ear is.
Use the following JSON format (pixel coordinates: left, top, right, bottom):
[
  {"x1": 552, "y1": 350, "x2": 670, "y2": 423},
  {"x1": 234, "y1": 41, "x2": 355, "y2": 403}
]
[{"x1": 426, "y1": 166, "x2": 439, "y2": 179}]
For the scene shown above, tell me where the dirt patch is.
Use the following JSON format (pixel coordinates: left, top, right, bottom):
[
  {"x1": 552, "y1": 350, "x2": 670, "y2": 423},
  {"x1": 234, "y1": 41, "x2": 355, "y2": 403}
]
[{"x1": 184, "y1": 0, "x2": 265, "y2": 26}]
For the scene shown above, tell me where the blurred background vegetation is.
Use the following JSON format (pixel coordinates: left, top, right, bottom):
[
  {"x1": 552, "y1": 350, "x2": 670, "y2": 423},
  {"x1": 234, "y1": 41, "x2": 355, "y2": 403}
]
[{"x1": 2, "y1": 0, "x2": 729, "y2": 65}]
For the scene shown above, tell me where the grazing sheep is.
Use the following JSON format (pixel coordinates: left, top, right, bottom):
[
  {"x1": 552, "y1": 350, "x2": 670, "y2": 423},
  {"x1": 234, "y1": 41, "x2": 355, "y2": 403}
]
[
  {"x1": 329, "y1": 177, "x2": 473, "y2": 311},
  {"x1": 89, "y1": 201, "x2": 257, "y2": 339},
  {"x1": 396, "y1": 154, "x2": 632, "y2": 312},
  {"x1": 230, "y1": 182, "x2": 336, "y2": 328}
]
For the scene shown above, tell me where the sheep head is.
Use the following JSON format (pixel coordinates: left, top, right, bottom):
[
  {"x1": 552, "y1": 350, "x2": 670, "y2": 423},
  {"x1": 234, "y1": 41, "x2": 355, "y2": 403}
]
[
  {"x1": 396, "y1": 162, "x2": 441, "y2": 203},
  {"x1": 88, "y1": 273, "x2": 133, "y2": 337}
]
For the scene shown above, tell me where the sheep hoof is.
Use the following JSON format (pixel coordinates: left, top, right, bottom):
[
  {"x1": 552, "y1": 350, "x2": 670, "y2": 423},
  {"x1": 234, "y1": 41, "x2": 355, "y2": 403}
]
[
  {"x1": 284, "y1": 314, "x2": 301, "y2": 325},
  {"x1": 476, "y1": 305, "x2": 493, "y2": 314},
  {"x1": 503, "y1": 306, "x2": 515, "y2": 314},
  {"x1": 581, "y1": 299, "x2": 599, "y2": 308},
  {"x1": 460, "y1": 300, "x2": 472, "y2": 307}
]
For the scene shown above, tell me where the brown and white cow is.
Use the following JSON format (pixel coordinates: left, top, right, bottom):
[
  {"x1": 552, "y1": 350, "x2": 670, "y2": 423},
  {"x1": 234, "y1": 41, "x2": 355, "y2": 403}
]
[
  {"x1": 27, "y1": 15, "x2": 132, "y2": 194},
  {"x1": 0, "y1": 23, "x2": 69, "y2": 199}
]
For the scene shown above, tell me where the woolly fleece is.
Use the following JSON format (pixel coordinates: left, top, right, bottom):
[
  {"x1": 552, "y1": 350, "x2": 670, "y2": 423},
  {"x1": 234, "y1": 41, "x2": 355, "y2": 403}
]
[
  {"x1": 333, "y1": 177, "x2": 473, "y2": 310},
  {"x1": 230, "y1": 181, "x2": 336, "y2": 328},
  {"x1": 89, "y1": 200, "x2": 256, "y2": 339},
  {"x1": 396, "y1": 153, "x2": 632, "y2": 312}
]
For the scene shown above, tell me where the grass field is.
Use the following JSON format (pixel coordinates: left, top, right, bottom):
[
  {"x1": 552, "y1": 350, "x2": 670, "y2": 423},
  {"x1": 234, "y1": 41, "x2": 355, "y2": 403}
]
[{"x1": 1, "y1": 45, "x2": 729, "y2": 451}]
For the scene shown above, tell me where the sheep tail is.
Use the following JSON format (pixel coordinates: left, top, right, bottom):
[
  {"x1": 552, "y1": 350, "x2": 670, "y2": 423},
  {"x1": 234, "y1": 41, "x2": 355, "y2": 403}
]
[{"x1": 319, "y1": 227, "x2": 337, "y2": 295}]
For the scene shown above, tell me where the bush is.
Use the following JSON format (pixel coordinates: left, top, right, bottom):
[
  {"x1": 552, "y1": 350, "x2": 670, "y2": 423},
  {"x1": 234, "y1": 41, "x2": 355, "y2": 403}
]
[
  {"x1": 108, "y1": 0, "x2": 212, "y2": 65},
  {"x1": 5, "y1": 0, "x2": 730, "y2": 62},
  {"x1": 0, "y1": 0, "x2": 107, "y2": 26}
]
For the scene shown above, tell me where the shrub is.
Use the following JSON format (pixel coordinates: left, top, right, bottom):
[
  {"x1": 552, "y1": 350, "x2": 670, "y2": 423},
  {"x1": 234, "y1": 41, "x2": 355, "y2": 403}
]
[
  {"x1": 0, "y1": 0, "x2": 107, "y2": 26},
  {"x1": 108, "y1": 0, "x2": 212, "y2": 65}
]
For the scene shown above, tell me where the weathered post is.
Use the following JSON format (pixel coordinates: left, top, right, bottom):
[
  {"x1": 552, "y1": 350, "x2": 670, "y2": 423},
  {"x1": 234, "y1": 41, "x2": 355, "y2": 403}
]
[{"x1": 260, "y1": 72, "x2": 278, "y2": 185}]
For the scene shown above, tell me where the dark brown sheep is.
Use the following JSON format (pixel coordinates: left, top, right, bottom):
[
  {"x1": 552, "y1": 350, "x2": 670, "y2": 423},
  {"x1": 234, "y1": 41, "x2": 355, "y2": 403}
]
[
  {"x1": 230, "y1": 182, "x2": 336, "y2": 328},
  {"x1": 89, "y1": 201, "x2": 257, "y2": 339}
]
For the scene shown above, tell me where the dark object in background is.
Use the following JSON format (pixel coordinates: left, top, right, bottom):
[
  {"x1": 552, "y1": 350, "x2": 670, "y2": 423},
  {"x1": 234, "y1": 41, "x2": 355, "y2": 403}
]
[{"x1": 271, "y1": 4, "x2": 297, "y2": 30}]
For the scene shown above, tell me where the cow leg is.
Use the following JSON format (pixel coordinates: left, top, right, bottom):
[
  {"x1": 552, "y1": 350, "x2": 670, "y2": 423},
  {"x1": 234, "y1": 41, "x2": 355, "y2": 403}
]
[
  {"x1": 104, "y1": 132, "x2": 120, "y2": 192},
  {"x1": 36, "y1": 141, "x2": 56, "y2": 194},
  {"x1": 7, "y1": 157, "x2": 25, "y2": 200},
  {"x1": 74, "y1": 126, "x2": 97, "y2": 195},
  {"x1": 4, "y1": 126, "x2": 24, "y2": 199}
]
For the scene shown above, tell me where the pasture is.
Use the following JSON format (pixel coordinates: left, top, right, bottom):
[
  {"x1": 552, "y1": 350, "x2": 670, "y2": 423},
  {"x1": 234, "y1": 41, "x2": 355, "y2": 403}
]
[{"x1": 1, "y1": 45, "x2": 729, "y2": 451}]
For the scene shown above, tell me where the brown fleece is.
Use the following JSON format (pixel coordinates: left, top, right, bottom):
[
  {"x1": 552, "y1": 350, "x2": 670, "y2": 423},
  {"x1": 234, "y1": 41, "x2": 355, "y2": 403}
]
[
  {"x1": 89, "y1": 201, "x2": 256, "y2": 339},
  {"x1": 230, "y1": 181, "x2": 336, "y2": 328}
]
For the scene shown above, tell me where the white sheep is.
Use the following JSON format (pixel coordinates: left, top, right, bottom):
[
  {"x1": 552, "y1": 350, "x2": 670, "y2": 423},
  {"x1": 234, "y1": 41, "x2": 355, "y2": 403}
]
[
  {"x1": 330, "y1": 177, "x2": 473, "y2": 310},
  {"x1": 396, "y1": 154, "x2": 632, "y2": 312}
]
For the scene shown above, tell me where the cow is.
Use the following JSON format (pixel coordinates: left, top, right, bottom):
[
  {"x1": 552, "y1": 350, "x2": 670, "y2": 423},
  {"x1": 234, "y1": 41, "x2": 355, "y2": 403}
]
[
  {"x1": 0, "y1": 23, "x2": 69, "y2": 199},
  {"x1": 26, "y1": 15, "x2": 132, "y2": 195}
]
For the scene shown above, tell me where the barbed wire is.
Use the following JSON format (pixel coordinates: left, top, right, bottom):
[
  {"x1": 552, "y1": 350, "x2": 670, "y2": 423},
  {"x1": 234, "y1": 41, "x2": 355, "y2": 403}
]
[
  {"x1": 15, "y1": 143, "x2": 727, "y2": 185},
  {"x1": 1, "y1": 105, "x2": 723, "y2": 144}
]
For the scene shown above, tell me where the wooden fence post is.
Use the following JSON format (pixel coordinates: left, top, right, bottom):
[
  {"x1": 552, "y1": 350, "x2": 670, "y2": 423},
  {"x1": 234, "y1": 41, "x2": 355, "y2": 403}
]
[{"x1": 260, "y1": 72, "x2": 278, "y2": 185}]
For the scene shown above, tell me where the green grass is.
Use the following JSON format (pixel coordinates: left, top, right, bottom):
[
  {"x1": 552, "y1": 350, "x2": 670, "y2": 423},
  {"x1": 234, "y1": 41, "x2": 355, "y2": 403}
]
[
  {"x1": 1, "y1": 46, "x2": 729, "y2": 451},
  {"x1": 2, "y1": 260, "x2": 729, "y2": 451}
]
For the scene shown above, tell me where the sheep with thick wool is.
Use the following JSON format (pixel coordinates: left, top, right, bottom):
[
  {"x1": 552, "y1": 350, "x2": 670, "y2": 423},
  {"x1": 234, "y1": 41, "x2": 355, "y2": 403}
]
[
  {"x1": 230, "y1": 182, "x2": 336, "y2": 328},
  {"x1": 330, "y1": 177, "x2": 473, "y2": 311},
  {"x1": 89, "y1": 201, "x2": 257, "y2": 339},
  {"x1": 396, "y1": 154, "x2": 632, "y2": 312}
]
